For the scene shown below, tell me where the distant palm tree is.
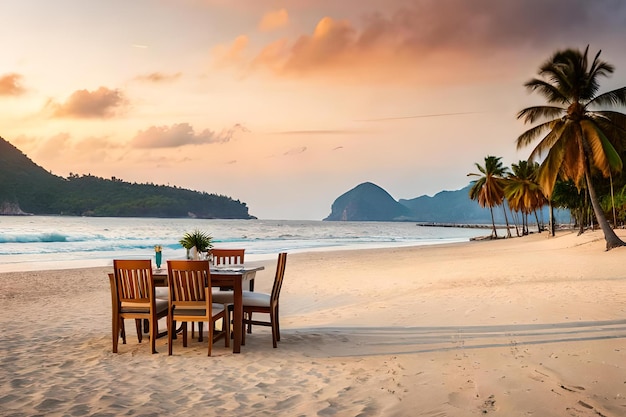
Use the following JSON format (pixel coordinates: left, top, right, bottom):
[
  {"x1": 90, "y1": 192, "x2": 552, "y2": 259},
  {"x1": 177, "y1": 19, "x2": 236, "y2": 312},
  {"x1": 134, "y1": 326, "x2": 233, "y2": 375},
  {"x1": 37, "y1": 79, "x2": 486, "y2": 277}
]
[
  {"x1": 468, "y1": 156, "x2": 509, "y2": 238},
  {"x1": 516, "y1": 45, "x2": 626, "y2": 250},
  {"x1": 505, "y1": 160, "x2": 546, "y2": 235}
]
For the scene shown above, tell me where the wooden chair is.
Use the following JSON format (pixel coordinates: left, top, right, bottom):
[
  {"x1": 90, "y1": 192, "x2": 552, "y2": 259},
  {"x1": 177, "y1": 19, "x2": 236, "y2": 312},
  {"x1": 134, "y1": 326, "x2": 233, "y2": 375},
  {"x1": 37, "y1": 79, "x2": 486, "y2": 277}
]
[
  {"x1": 166, "y1": 260, "x2": 229, "y2": 356},
  {"x1": 211, "y1": 248, "x2": 245, "y2": 267},
  {"x1": 207, "y1": 248, "x2": 248, "y2": 338},
  {"x1": 190, "y1": 248, "x2": 246, "y2": 339},
  {"x1": 241, "y1": 252, "x2": 287, "y2": 348},
  {"x1": 111, "y1": 259, "x2": 168, "y2": 354}
]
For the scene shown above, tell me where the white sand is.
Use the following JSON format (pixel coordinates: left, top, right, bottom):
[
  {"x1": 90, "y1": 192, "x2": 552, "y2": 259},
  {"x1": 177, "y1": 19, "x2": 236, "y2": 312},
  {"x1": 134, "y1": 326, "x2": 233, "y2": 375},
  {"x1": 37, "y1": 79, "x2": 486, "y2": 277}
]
[{"x1": 1, "y1": 229, "x2": 626, "y2": 416}]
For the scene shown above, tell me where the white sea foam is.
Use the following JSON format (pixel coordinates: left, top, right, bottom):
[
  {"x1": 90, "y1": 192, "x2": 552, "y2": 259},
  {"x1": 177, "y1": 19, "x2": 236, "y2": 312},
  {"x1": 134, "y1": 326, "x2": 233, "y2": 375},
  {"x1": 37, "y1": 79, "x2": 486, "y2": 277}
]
[{"x1": 0, "y1": 216, "x2": 482, "y2": 272}]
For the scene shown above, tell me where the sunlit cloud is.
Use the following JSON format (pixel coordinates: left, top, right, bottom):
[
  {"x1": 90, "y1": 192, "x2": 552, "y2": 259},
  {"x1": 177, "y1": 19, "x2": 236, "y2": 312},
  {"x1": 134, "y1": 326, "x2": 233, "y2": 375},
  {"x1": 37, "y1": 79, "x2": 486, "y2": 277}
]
[
  {"x1": 212, "y1": 35, "x2": 250, "y2": 67},
  {"x1": 356, "y1": 112, "x2": 480, "y2": 122},
  {"x1": 36, "y1": 133, "x2": 72, "y2": 159},
  {"x1": 284, "y1": 146, "x2": 307, "y2": 156},
  {"x1": 135, "y1": 72, "x2": 182, "y2": 83},
  {"x1": 46, "y1": 87, "x2": 126, "y2": 118},
  {"x1": 131, "y1": 122, "x2": 247, "y2": 148},
  {"x1": 274, "y1": 129, "x2": 360, "y2": 135},
  {"x1": 236, "y1": 0, "x2": 626, "y2": 84},
  {"x1": 0, "y1": 73, "x2": 26, "y2": 96},
  {"x1": 259, "y1": 8, "x2": 289, "y2": 32},
  {"x1": 74, "y1": 136, "x2": 121, "y2": 151}
]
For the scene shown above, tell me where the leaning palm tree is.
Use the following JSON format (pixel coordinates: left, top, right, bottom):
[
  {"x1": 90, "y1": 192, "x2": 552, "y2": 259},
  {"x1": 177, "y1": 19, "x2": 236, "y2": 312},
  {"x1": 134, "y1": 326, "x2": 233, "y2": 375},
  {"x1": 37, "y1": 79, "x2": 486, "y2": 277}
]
[
  {"x1": 468, "y1": 156, "x2": 509, "y2": 238},
  {"x1": 516, "y1": 45, "x2": 626, "y2": 250},
  {"x1": 506, "y1": 160, "x2": 547, "y2": 235}
]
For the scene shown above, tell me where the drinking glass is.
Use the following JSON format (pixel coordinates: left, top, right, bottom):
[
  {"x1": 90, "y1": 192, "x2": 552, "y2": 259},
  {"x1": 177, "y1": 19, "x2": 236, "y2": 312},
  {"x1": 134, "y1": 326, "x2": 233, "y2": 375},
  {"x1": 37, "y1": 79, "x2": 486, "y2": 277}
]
[{"x1": 155, "y1": 250, "x2": 162, "y2": 269}]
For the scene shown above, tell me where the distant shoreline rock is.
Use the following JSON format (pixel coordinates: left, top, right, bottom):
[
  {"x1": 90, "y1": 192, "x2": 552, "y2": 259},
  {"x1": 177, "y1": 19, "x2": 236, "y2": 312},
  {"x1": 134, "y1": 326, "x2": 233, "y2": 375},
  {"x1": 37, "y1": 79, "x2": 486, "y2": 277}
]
[{"x1": 0, "y1": 201, "x2": 31, "y2": 215}]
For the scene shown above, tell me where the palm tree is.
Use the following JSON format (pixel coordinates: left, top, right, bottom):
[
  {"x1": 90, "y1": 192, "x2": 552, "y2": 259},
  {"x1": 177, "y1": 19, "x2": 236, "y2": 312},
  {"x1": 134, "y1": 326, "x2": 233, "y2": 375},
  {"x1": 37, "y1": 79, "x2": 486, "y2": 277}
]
[
  {"x1": 516, "y1": 45, "x2": 626, "y2": 250},
  {"x1": 468, "y1": 156, "x2": 509, "y2": 238},
  {"x1": 505, "y1": 160, "x2": 547, "y2": 235}
]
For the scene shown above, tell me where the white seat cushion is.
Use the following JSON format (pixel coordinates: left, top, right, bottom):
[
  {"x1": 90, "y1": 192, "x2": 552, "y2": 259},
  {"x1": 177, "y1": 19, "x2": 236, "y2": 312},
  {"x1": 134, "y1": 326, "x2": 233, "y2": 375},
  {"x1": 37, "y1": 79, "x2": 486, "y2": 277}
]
[
  {"x1": 241, "y1": 291, "x2": 270, "y2": 308},
  {"x1": 155, "y1": 287, "x2": 169, "y2": 300},
  {"x1": 173, "y1": 303, "x2": 225, "y2": 317}
]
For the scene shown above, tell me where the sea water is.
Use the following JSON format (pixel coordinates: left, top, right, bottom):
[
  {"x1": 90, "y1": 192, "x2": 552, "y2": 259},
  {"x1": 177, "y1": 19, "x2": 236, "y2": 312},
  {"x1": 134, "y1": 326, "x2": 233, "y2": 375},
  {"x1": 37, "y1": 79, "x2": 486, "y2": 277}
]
[{"x1": 0, "y1": 216, "x2": 483, "y2": 272}]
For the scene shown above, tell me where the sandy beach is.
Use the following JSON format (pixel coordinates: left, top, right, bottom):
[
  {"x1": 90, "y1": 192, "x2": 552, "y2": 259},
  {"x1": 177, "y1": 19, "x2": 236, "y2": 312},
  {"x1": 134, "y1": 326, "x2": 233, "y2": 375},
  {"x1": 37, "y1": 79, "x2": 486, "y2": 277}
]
[{"x1": 1, "y1": 229, "x2": 625, "y2": 416}]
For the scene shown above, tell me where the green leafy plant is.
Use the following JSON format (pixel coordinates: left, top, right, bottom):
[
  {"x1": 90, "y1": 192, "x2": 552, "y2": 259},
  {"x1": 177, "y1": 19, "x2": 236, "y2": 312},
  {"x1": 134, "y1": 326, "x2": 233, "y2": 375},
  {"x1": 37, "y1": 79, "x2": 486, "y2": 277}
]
[{"x1": 179, "y1": 229, "x2": 213, "y2": 252}]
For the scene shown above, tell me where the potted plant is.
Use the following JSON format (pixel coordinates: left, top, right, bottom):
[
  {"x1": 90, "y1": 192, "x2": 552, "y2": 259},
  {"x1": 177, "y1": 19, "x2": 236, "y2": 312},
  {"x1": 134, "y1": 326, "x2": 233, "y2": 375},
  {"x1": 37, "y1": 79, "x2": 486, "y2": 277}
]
[{"x1": 179, "y1": 229, "x2": 213, "y2": 260}]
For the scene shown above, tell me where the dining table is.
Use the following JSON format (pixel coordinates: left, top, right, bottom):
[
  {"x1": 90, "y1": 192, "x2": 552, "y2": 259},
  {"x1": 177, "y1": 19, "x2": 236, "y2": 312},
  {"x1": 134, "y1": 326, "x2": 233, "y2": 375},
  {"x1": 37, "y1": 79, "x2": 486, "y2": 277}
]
[{"x1": 152, "y1": 264, "x2": 264, "y2": 354}]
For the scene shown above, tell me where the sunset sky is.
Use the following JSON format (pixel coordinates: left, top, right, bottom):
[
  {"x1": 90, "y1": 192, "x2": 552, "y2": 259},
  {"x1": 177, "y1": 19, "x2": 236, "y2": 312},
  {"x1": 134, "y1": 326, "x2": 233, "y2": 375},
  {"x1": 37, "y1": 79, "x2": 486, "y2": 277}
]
[{"x1": 2, "y1": 0, "x2": 626, "y2": 220}]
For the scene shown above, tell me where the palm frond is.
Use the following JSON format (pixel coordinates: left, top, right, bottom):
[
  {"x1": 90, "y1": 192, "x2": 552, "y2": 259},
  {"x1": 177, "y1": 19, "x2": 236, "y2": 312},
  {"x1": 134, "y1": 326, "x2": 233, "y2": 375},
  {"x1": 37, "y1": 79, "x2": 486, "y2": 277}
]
[
  {"x1": 535, "y1": 145, "x2": 565, "y2": 197},
  {"x1": 588, "y1": 111, "x2": 626, "y2": 151},
  {"x1": 523, "y1": 79, "x2": 568, "y2": 104},
  {"x1": 516, "y1": 106, "x2": 564, "y2": 124},
  {"x1": 588, "y1": 48, "x2": 615, "y2": 86},
  {"x1": 581, "y1": 119, "x2": 623, "y2": 175},
  {"x1": 559, "y1": 123, "x2": 585, "y2": 186},
  {"x1": 516, "y1": 120, "x2": 559, "y2": 150},
  {"x1": 589, "y1": 86, "x2": 626, "y2": 107},
  {"x1": 526, "y1": 120, "x2": 566, "y2": 161}
]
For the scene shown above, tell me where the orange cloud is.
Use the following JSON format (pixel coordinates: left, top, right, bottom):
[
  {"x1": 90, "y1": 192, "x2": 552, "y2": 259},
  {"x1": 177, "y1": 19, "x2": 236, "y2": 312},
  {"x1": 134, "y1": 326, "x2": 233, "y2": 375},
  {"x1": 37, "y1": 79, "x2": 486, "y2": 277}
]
[
  {"x1": 212, "y1": 35, "x2": 250, "y2": 67},
  {"x1": 259, "y1": 8, "x2": 289, "y2": 32},
  {"x1": 284, "y1": 146, "x2": 307, "y2": 156},
  {"x1": 36, "y1": 133, "x2": 72, "y2": 159},
  {"x1": 135, "y1": 72, "x2": 182, "y2": 83},
  {"x1": 234, "y1": 0, "x2": 626, "y2": 84},
  {"x1": 47, "y1": 87, "x2": 126, "y2": 118},
  {"x1": 0, "y1": 73, "x2": 26, "y2": 96},
  {"x1": 132, "y1": 123, "x2": 247, "y2": 148}
]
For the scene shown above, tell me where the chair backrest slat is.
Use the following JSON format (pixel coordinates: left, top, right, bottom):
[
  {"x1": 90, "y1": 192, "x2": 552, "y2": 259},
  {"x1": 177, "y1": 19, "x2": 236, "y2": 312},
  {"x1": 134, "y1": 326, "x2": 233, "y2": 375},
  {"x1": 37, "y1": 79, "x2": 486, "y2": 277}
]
[
  {"x1": 167, "y1": 260, "x2": 212, "y2": 305},
  {"x1": 270, "y1": 253, "x2": 287, "y2": 304},
  {"x1": 211, "y1": 248, "x2": 245, "y2": 266},
  {"x1": 114, "y1": 259, "x2": 154, "y2": 303}
]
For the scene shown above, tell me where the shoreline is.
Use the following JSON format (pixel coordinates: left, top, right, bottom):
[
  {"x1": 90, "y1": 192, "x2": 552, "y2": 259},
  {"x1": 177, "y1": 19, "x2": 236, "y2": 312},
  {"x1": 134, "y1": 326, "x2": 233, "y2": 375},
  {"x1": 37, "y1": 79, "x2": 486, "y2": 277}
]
[{"x1": 2, "y1": 229, "x2": 625, "y2": 416}]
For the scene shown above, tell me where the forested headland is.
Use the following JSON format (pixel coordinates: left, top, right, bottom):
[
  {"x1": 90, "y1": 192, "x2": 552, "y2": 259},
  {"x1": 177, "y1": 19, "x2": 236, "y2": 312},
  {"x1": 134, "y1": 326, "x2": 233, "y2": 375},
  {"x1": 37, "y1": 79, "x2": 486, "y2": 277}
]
[{"x1": 0, "y1": 137, "x2": 254, "y2": 219}]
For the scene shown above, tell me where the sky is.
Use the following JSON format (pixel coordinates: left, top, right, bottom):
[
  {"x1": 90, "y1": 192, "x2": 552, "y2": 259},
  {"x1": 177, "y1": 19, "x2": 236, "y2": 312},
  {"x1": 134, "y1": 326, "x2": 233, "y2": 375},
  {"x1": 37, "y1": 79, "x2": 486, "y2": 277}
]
[{"x1": 1, "y1": 0, "x2": 626, "y2": 220}]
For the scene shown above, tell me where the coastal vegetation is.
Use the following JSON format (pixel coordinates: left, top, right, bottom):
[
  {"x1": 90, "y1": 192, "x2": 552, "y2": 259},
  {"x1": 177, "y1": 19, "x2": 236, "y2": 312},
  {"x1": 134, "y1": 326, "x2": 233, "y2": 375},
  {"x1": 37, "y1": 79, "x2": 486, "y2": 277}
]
[
  {"x1": 0, "y1": 137, "x2": 254, "y2": 219},
  {"x1": 467, "y1": 156, "x2": 512, "y2": 239},
  {"x1": 469, "y1": 46, "x2": 626, "y2": 250}
]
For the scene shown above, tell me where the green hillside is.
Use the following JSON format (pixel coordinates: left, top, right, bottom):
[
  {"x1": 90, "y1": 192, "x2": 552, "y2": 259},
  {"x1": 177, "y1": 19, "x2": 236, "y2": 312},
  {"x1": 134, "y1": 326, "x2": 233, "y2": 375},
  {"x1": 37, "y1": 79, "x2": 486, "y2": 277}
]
[{"x1": 0, "y1": 137, "x2": 254, "y2": 219}]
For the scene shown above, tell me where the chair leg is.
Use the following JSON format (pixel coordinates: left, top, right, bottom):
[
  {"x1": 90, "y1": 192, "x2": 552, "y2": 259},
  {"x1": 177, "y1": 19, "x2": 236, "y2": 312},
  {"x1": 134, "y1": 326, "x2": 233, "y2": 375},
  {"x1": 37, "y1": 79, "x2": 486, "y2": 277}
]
[
  {"x1": 270, "y1": 311, "x2": 278, "y2": 348},
  {"x1": 207, "y1": 320, "x2": 213, "y2": 356},
  {"x1": 247, "y1": 312, "x2": 252, "y2": 333},
  {"x1": 224, "y1": 315, "x2": 230, "y2": 348},
  {"x1": 241, "y1": 311, "x2": 246, "y2": 346},
  {"x1": 182, "y1": 323, "x2": 188, "y2": 347},
  {"x1": 135, "y1": 319, "x2": 143, "y2": 343},
  {"x1": 275, "y1": 306, "x2": 280, "y2": 342},
  {"x1": 150, "y1": 316, "x2": 158, "y2": 354},
  {"x1": 198, "y1": 322, "x2": 204, "y2": 342},
  {"x1": 120, "y1": 319, "x2": 126, "y2": 344},
  {"x1": 167, "y1": 314, "x2": 174, "y2": 356},
  {"x1": 112, "y1": 316, "x2": 120, "y2": 353}
]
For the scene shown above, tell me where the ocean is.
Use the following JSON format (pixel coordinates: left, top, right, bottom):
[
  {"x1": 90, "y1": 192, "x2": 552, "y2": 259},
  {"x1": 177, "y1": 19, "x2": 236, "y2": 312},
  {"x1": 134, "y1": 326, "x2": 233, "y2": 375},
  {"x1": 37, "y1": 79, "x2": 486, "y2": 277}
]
[{"x1": 0, "y1": 216, "x2": 484, "y2": 272}]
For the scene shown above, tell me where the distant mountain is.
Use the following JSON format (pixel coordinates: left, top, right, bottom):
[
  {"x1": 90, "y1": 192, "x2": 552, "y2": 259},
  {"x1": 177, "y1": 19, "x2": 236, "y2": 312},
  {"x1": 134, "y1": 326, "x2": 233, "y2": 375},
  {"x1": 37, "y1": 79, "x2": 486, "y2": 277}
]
[
  {"x1": 0, "y1": 137, "x2": 255, "y2": 219},
  {"x1": 399, "y1": 184, "x2": 501, "y2": 223},
  {"x1": 324, "y1": 182, "x2": 413, "y2": 221},
  {"x1": 325, "y1": 181, "x2": 569, "y2": 224}
]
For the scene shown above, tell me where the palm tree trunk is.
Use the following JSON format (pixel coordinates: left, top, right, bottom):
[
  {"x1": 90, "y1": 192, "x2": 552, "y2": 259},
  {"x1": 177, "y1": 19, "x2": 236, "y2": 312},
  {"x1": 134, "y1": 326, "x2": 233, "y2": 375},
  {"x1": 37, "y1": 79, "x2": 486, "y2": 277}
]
[
  {"x1": 502, "y1": 204, "x2": 512, "y2": 238},
  {"x1": 549, "y1": 202, "x2": 555, "y2": 237},
  {"x1": 489, "y1": 207, "x2": 497, "y2": 238},
  {"x1": 610, "y1": 173, "x2": 617, "y2": 227},
  {"x1": 533, "y1": 210, "x2": 541, "y2": 233},
  {"x1": 585, "y1": 171, "x2": 625, "y2": 250}
]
